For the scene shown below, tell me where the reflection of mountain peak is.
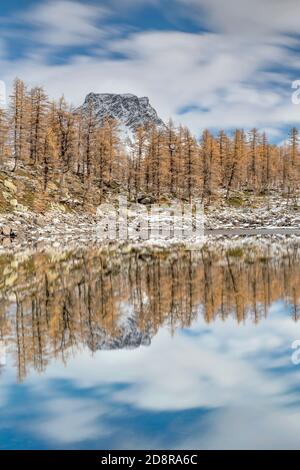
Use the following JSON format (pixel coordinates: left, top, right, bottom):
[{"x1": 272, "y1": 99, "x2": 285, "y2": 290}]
[{"x1": 88, "y1": 315, "x2": 151, "y2": 352}]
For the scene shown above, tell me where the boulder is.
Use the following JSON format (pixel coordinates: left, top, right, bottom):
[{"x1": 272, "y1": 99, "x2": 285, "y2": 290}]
[
  {"x1": 4, "y1": 180, "x2": 17, "y2": 193},
  {"x1": 2, "y1": 226, "x2": 11, "y2": 237},
  {"x1": 139, "y1": 197, "x2": 153, "y2": 205},
  {"x1": 1, "y1": 226, "x2": 17, "y2": 238},
  {"x1": 33, "y1": 216, "x2": 46, "y2": 227},
  {"x1": 137, "y1": 195, "x2": 155, "y2": 205}
]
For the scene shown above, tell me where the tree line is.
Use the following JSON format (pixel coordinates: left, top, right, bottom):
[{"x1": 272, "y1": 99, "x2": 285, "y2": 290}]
[{"x1": 0, "y1": 78, "x2": 299, "y2": 203}]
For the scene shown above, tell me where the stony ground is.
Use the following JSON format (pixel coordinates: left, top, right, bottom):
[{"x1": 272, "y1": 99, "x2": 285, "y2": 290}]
[
  {"x1": 205, "y1": 196, "x2": 300, "y2": 230},
  {"x1": 0, "y1": 197, "x2": 299, "y2": 254},
  {"x1": 0, "y1": 165, "x2": 299, "y2": 253}
]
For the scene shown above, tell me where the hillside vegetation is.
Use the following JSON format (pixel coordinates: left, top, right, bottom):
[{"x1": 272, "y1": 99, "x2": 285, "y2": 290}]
[{"x1": 0, "y1": 78, "x2": 299, "y2": 215}]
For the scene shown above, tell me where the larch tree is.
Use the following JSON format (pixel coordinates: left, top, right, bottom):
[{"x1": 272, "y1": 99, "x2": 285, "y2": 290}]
[
  {"x1": 83, "y1": 99, "x2": 97, "y2": 182},
  {"x1": 225, "y1": 129, "x2": 244, "y2": 199},
  {"x1": 218, "y1": 130, "x2": 227, "y2": 187},
  {"x1": 95, "y1": 126, "x2": 109, "y2": 198},
  {"x1": 289, "y1": 127, "x2": 299, "y2": 168},
  {"x1": 261, "y1": 132, "x2": 270, "y2": 192},
  {"x1": 42, "y1": 128, "x2": 58, "y2": 191},
  {"x1": 166, "y1": 119, "x2": 178, "y2": 196},
  {"x1": 288, "y1": 127, "x2": 299, "y2": 201},
  {"x1": 73, "y1": 111, "x2": 85, "y2": 178},
  {"x1": 0, "y1": 107, "x2": 8, "y2": 164},
  {"x1": 10, "y1": 78, "x2": 29, "y2": 171},
  {"x1": 28, "y1": 86, "x2": 49, "y2": 165},
  {"x1": 201, "y1": 129, "x2": 215, "y2": 202},
  {"x1": 55, "y1": 96, "x2": 75, "y2": 185},
  {"x1": 183, "y1": 127, "x2": 197, "y2": 203},
  {"x1": 133, "y1": 126, "x2": 147, "y2": 198},
  {"x1": 103, "y1": 118, "x2": 121, "y2": 186},
  {"x1": 249, "y1": 128, "x2": 259, "y2": 191}
]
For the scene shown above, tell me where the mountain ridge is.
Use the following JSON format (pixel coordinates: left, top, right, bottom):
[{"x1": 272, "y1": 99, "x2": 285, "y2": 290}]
[{"x1": 80, "y1": 92, "x2": 165, "y2": 132}]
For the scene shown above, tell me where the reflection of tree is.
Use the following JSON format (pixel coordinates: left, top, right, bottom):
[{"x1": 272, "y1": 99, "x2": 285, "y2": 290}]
[{"x1": 0, "y1": 245, "x2": 299, "y2": 380}]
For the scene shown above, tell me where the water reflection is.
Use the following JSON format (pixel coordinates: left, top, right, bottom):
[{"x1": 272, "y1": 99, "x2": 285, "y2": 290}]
[
  {"x1": 0, "y1": 243, "x2": 300, "y2": 449},
  {"x1": 0, "y1": 244, "x2": 299, "y2": 380}
]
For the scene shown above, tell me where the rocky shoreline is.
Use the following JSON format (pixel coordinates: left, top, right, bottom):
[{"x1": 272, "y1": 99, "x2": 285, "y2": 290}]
[{"x1": 0, "y1": 196, "x2": 299, "y2": 255}]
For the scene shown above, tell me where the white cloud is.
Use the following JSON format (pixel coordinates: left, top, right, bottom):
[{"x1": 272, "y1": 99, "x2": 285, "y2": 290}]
[
  {"x1": 1, "y1": 0, "x2": 300, "y2": 138},
  {"x1": 24, "y1": 0, "x2": 109, "y2": 47},
  {"x1": 177, "y1": 0, "x2": 300, "y2": 37}
]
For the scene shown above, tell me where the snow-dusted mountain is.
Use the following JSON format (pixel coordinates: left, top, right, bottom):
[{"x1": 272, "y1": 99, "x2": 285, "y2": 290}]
[{"x1": 80, "y1": 92, "x2": 165, "y2": 131}]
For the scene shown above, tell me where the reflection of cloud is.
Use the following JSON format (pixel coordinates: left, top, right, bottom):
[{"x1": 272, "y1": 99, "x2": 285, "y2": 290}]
[
  {"x1": 3, "y1": 301, "x2": 300, "y2": 448},
  {"x1": 32, "y1": 398, "x2": 109, "y2": 444},
  {"x1": 181, "y1": 405, "x2": 300, "y2": 450},
  {"x1": 40, "y1": 302, "x2": 299, "y2": 410},
  {"x1": 0, "y1": 341, "x2": 6, "y2": 366}
]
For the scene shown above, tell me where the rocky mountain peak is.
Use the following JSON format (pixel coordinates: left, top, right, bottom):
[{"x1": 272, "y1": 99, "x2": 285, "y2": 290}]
[{"x1": 81, "y1": 92, "x2": 165, "y2": 131}]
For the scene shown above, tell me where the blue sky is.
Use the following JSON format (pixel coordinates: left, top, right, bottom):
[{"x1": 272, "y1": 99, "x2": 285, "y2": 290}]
[{"x1": 1, "y1": 0, "x2": 300, "y2": 139}]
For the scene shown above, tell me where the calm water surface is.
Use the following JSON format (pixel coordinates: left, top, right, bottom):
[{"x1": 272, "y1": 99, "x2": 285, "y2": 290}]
[{"x1": 0, "y1": 243, "x2": 300, "y2": 450}]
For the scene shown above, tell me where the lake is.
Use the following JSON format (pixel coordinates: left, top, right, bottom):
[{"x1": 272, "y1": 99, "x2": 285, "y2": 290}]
[{"x1": 0, "y1": 240, "x2": 300, "y2": 450}]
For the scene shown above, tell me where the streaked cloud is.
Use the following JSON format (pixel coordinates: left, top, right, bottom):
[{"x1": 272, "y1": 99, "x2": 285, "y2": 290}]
[
  {"x1": 0, "y1": 0, "x2": 300, "y2": 139},
  {"x1": 22, "y1": 0, "x2": 110, "y2": 47}
]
